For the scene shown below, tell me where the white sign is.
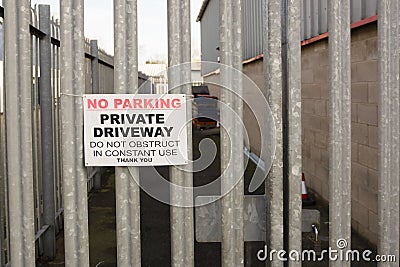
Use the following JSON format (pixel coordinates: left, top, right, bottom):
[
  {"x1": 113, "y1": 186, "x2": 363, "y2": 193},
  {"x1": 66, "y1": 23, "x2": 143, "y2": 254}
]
[{"x1": 83, "y1": 94, "x2": 188, "y2": 166}]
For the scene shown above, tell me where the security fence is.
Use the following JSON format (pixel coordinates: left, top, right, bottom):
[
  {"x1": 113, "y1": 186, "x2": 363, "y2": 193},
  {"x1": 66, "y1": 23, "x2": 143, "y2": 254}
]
[
  {"x1": 0, "y1": 0, "x2": 399, "y2": 267},
  {"x1": 0, "y1": 3, "x2": 115, "y2": 265}
]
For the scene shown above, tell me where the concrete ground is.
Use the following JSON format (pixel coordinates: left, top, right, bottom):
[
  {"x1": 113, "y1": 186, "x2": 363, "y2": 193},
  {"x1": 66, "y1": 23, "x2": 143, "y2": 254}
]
[{"x1": 42, "y1": 130, "x2": 377, "y2": 266}]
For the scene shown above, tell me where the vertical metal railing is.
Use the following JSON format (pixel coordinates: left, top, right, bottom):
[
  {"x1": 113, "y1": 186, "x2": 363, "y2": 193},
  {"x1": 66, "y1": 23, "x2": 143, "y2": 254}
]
[
  {"x1": 0, "y1": 2, "x2": 114, "y2": 265},
  {"x1": 39, "y1": 5, "x2": 56, "y2": 260},
  {"x1": 263, "y1": 0, "x2": 284, "y2": 265},
  {"x1": 1, "y1": 0, "x2": 399, "y2": 266},
  {"x1": 60, "y1": 0, "x2": 90, "y2": 265},
  {"x1": 328, "y1": 1, "x2": 352, "y2": 266},
  {"x1": 0, "y1": 14, "x2": 5, "y2": 264},
  {"x1": 51, "y1": 16, "x2": 66, "y2": 236},
  {"x1": 3, "y1": 0, "x2": 36, "y2": 265},
  {"x1": 219, "y1": 0, "x2": 245, "y2": 266},
  {"x1": 90, "y1": 40, "x2": 102, "y2": 190},
  {"x1": 284, "y1": 0, "x2": 302, "y2": 266},
  {"x1": 0, "y1": 17, "x2": 6, "y2": 267},
  {"x1": 167, "y1": 0, "x2": 194, "y2": 266},
  {"x1": 84, "y1": 43, "x2": 95, "y2": 192},
  {"x1": 1, "y1": 107, "x2": 8, "y2": 265},
  {"x1": 31, "y1": 7, "x2": 44, "y2": 258},
  {"x1": 0, "y1": 118, "x2": 4, "y2": 265},
  {"x1": 378, "y1": 1, "x2": 400, "y2": 266},
  {"x1": 51, "y1": 17, "x2": 64, "y2": 235},
  {"x1": 114, "y1": 0, "x2": 141, "y2": 266}
]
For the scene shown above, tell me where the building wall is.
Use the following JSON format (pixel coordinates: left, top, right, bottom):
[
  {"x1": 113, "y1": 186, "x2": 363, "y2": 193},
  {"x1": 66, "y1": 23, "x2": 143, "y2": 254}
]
[
  {"x1": 203, "y1": 22, "x2": 382, "y2": 246},
  {"x1": 241, "y1": 60, "x2": 265, "y2": 156},
  {"x1": 199, "y1": 0, "x2": 378, "y2": 75},
  {"x1": 302, "y1": 22, "x2": 379, "y2": 245},
  {"x1": 200, "y1": 0, "x2": 220, "y2": 75},
  {"x1": 301, "y1": 0, "x2": 377, "y2": 40},
  {"x1": 203, "y1": 60, "x2": 265, "y2": 157},
  {"x1": 192, "y1": 69, "x2": 203, "y2": 83}
]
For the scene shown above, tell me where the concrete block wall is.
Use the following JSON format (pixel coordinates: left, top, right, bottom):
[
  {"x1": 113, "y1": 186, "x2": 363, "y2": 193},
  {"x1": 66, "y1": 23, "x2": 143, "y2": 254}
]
[{"x1": 302, "y1": 23, "x2": 379, "y2": 245}]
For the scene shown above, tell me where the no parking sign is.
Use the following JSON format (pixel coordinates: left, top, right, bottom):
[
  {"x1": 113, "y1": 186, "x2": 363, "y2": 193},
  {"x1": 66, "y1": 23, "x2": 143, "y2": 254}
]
[{"x1": 83, "y1": 94, "x2": 188, "y2": 166}]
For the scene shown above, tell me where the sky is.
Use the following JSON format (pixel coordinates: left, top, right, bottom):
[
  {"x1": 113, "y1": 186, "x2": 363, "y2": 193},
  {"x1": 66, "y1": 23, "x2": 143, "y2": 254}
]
[{"x1": 27, "y1": 0, "x2": 203, "y2": 63}]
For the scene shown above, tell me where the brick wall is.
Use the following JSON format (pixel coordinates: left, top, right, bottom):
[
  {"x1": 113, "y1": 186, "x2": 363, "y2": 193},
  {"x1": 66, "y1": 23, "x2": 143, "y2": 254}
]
[{"x1": 302, "y1": 23, "x2": 379, "y2": 245}]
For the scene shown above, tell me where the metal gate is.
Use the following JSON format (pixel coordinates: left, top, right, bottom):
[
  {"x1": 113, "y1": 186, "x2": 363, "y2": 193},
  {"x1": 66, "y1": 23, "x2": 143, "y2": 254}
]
[{"x1": 0, "y1": 0, "x2": 399, "y2": 266}]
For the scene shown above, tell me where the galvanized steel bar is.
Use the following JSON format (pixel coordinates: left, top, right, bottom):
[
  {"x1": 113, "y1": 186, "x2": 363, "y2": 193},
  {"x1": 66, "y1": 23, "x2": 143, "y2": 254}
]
[
  {"x1": 90, "y1": 40, "x2": 99, "y2": 95},
  {"x1": 3, "y1": 0, "x2": 36, "y2": 265},
  {"x1": 328, "y1": 1, "x2": 351, "y2": 266},
  {"x1": 51, "y1": 19, "x2": 63, "y2": 232},
  {"x1": 219, "y1": 0, "x2": 244, "y2": 266},
  {"x1": 32, "y1": 12, "x2": 43, "y2": 256},
  {"x1": 285, "y1": 0, "x2": 302, "y2": 265},
  {"x1": 167, "y1": 0, "x2": 194, "y2": 266},
  {"x1": 90, "y1": 40, "x2": 102, "y2": 190},
  {"x1": 0, "y1": 71, "x2": 6, "y2": 267},
  {"x1": 1, "y1": 116, "x2": 9, "y2": 265},
  {"x1": 31, "y1": 8, "x2": 41, "y2": 257},
  {"x1": 60, "y1": 0, "x2": 90, "y2": 266},
  {"x1": 56, "y1": 22, "x2": 63, "y2": 231},
  {"x1": 263, "y1": 0, "x2": 284, "y2": 265},
  {"x1": 39, "y1": 4, "x2": 56, "y2": 260},
  {"x1": 114, "y1": 1, "x2": 141, "y2": 266},
  {"x1": 0, "y1": 117, "x2": 4, "y2": 265},
  {"x1": 377, "y1": 1, "x2": 400, "y2": 265},
  {"x1": 281, "y1": 0, "x2": 288, "y2": 257},
  {"x1": 0, "y1": 76, "x2": 5, "y2": 265}
]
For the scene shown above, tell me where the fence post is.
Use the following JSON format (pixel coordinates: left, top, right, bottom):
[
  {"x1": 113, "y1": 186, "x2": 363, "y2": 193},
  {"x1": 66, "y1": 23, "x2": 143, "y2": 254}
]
[
  {"x1": 0, "y1": 90, "x2": 5, "y2": 267},
  {"x1": 219, "y1": 0, "x2": 244, "y2": 266},
  {"x1": 60, "y1": 0, "x2": 90, "y2": 265},
  {"x1": 114, "y1": 1, "x2": 141, "y2": 266},
  {"x1": 39, "y1": 4, "x2": 56, "y2": 260},
  {"x1": 328, "y1": 1, "x2": 351, "y2": 266},
  {"x1": 0, "y1": 82, "x2": 5, "y2": 267},
  {"x1": 51, "y1": 18, "x2": 63, "y2": 233},
  {"x1": 90, "y1": 40, "x2": 99, "y2": 95},
  {"x1": 284, "y1": 0, "x2": 302, "y2": 265},
  {"x1": 90, "y1": 40, "x2": 102, "y2": 190},
  {"x1": 167, "y1": 1, "x2": 194, "y2": 266},
  {"x1": 3, "y1": 0, "x2": 36, "y2": 265},
  {"x1": 263, "y1": 0, "x2": 284, "y2": 265},
  {"x1": 378, "y1": 1, "x2": 400, "y2": 265}
]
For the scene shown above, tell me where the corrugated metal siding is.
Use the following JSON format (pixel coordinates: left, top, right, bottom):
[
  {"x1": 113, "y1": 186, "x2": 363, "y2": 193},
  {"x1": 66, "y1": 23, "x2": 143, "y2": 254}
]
[
  {"x1": 242, "y1": 0, "x2": 263, "y2": 61},
  {"x1": 301, "y1": 0, "x2": 377, "y2": 40},
  {"x1": 200, "y1": 0, "x2": 264, "y2": 73},
  {"x1": 199, "y1": 0, "x2": 378, "y2": 74}
]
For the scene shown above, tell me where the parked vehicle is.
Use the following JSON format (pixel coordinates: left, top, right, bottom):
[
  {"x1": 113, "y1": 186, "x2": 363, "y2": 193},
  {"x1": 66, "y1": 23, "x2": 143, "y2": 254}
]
[
  {"x1": 192, "y1": 85, "x2": 210, "y2": 97},
  {"x1": 192, "y1": 94, "x2": 219, "y2": 130}
]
